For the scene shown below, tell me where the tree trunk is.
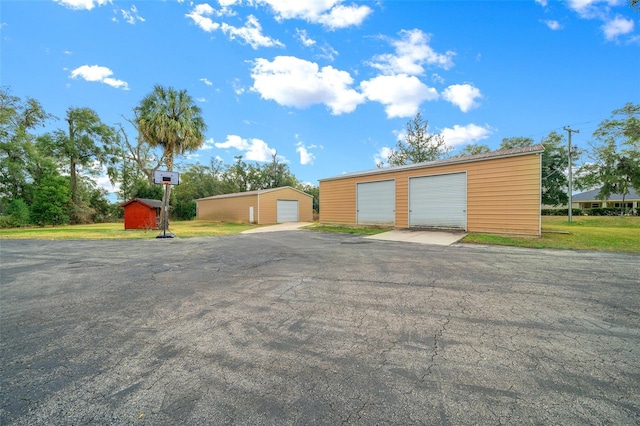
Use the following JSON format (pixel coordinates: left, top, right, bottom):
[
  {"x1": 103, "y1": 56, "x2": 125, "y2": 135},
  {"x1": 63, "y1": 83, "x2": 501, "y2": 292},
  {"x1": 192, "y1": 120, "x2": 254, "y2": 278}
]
[
  {"x1": 70, "y1": 158, "x2": 77, "y2": 205},
  {"x1": 159, "y1": 151, "x2": 174, "y2": 231}
]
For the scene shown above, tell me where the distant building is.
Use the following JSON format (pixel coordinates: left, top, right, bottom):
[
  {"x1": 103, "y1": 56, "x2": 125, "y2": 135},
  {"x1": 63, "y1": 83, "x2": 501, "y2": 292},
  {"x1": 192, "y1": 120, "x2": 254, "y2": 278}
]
[
  {"x1": 197, "y1": 186, "x2": 313, "y2": 224},
  {"x1": 572, "y1": 188, "x2": 639, "y2": 212}
]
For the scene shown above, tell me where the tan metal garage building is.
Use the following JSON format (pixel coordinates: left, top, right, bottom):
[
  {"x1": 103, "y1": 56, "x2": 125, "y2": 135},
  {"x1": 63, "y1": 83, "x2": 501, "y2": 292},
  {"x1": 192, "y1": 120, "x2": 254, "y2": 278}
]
[
  {"x1": 196, "y1": 186, "x2": 313, "y2": 224},
  {"x1": 319, "y1": 145, "x2": 544, "y2": 236}
]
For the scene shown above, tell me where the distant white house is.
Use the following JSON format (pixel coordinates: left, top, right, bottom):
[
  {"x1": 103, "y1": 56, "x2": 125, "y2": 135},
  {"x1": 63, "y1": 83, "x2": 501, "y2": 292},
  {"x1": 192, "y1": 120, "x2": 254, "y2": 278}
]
[{"x1": 571, "y1": 188, "x2": 639, "y2": 212}]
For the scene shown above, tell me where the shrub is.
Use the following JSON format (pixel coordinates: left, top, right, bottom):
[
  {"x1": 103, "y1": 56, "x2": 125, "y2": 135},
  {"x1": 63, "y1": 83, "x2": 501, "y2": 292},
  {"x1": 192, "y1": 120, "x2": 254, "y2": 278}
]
[
  {"x1": 541, "y1": 208, "x2": 583, "y2": 216},
  {"x1": 5, "y1": 198, "x2": 30, "y2": 227},
  {"x1": 0, "y1": 215, "x2": 19, "y2": 228},
  {"x1": 172, "y1": 200, "x2": 197, "y2": 220},
  {"x1": 586, "y1": 207, "x2": 634, "y2": 216}
]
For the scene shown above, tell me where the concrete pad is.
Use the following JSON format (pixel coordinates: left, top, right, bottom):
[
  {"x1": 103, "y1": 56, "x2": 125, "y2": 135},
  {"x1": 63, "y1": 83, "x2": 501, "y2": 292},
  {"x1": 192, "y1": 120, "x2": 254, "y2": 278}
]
[
  {"x1": 366, "y1": 229, "x2": 467, "y2": 246},
  {"x1": 241, "y1": 222, "x2": 312, "y2": 234}
]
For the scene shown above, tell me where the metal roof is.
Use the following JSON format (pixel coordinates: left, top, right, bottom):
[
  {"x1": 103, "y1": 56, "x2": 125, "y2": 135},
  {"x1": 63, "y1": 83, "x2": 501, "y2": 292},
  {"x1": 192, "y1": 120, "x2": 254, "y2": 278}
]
[
  {"x1": 319, "y1": 144, "x2": 545, "y2": 182},
  {"x1": 572, "y1": 187, "x2": 639, "y2": 202},
  {"x1": 119, "y1": 198, "x2": 163, "y2": 209},
  {"x1": 196, "y1": 186, "x2": 312, "y2": 201}
]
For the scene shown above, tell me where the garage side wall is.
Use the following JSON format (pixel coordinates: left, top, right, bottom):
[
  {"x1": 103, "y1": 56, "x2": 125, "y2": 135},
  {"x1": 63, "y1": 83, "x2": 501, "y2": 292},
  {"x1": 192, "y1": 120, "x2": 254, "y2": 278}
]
[
  {"x1": 320, "y1": 153, "x2": 541, "y2": 235},
  {"x1": 259, "y1": 188, "x2": 313, "y2": 223},
  {"x1": 197, "y1": 194, "x2": 258, "y2": 223},
  {"x1": 466, "y1": 154, "x2": 541, "y2": 235}
]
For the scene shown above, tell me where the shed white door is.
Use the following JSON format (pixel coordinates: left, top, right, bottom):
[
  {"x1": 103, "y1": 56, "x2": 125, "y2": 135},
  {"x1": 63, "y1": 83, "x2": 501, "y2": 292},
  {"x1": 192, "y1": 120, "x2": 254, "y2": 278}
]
[
  {"x1": 357, "y1": 180, "x2": 395, "y2": 225},
  {"x1": 409, "y1": 172, "x2": 467, "y2": 229},
  {"x1": 277, "y1": 200, "x2": 298, "y2": 222}
]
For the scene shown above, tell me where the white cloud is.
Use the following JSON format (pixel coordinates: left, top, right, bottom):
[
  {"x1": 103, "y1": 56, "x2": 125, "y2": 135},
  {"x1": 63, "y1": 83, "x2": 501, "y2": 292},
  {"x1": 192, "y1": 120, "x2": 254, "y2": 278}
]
[
  {"x1": 250, "y1": 56, "x2": 365, "y2": 115},
  {"x1": 368, "y1": 29, "x2": 456, "y2": 75},
  {"x1": 440, "y1": 124, "x2": 493, "y2": 147},
  {"x1": 102, "y1": 77, "x2": 129, "y2": 90},
  {"x1": 441, "y1": 84, "x2": 482, "y2": 112},
  {"x1": 318, "y1": 44, "x2": 339, "y2": 61},
  {"x1": 186, "y1": 4, "x2": 221, "y2": 32},
  {"x1": 544, "y1": 20, "x2": 562, "y2": 30},
  {"x1": 232, "y1": 78, "x2": 246, "y2": 95},
  {"x1": 216, "y1": 0, "x2": 239, "y2": 16},
  {"x1": 296, "y1": 142, "x2": 316, "y2": 165},
  {"x1": 602, "y1": 16, "x2": 634, "y2": 40},
  {"x1": 360, "y1": 74, "x2": 438, "y2": 118},
  {"x1": 564, "y1": 1, "x2": 635, "y2": 42},
  {"x1": 214, "y1": 135, "x2": 280, "y2": 162},
  {"x1": 54, "y1": 0, "x2": 110, "y2": 10},
  {"x1": 316, "y1": 4, "x2": 373, "y2": 29},
  {"x1": 200, "y1": 77, "x2": 213, "y2": 86},
  {"x1": 220, "y1": 15, "x2": 284, "y2": 49},
  {"x1": 200, "y1": 138, "x2": 215, "y2": 150},
  {"x1": 95, "y1": 174, "x2": 120, "y2": 195},
  {"x1": 296, "y1": 28, "x2": 316, "y2": 46},
  {"x1": 567, "y1": 0, "x2": 623, "y2": 18},
  {"x1": 431, "y1": 73, "x2": 445, "y2": 84},
  {"x1": 535, "y1": 0, "x2": 549, "y2": 6},
  {"x1": 374, "y1": 146, "x2": 393, "y2": 166},
  {"x1": 120, "y1": 5, "x2": 145, "y2": 24},
  {"x1": 258, "y1": 0, "x2": 372, "y2": 29},
  {"x1": 69, "y1": 65, "x2": 129, "y2": 90},
  {"x1": 186, "y1": 6, "x2": 282, "y2": 49}
]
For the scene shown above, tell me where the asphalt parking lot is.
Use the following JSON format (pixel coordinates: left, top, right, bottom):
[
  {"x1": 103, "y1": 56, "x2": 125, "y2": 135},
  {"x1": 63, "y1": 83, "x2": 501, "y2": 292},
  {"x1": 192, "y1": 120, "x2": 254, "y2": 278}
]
[{"x1": 1, "y1": 231, "x2": 639, "y2": 425}]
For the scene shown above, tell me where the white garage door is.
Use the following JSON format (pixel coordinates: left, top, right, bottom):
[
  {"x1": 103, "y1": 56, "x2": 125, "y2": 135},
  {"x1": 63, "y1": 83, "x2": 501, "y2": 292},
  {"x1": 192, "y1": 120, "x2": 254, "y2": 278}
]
[
  {"x1": 357, "y1": 180, "x2": 395, "y2": 225},
  {"x1": 277, "y1": 200, "x2": 298, "y2": 222},
  {"x1": 409, "y1": 172, "x2": 467, "y2": 229}
]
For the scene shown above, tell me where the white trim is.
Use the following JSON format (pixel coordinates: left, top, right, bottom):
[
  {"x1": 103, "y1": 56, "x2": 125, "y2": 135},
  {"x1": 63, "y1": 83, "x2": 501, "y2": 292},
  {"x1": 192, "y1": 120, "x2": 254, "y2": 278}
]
[{"x1": 538, "y1": 153, "x2": 542, "y2": 236}]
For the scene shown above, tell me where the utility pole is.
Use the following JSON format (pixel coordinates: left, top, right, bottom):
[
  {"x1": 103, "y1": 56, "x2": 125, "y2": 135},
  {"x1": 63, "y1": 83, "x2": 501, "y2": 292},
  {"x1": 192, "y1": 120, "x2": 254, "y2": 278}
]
[{"x1": 563, "y1": 126, "x2": 579, "y2": 223}]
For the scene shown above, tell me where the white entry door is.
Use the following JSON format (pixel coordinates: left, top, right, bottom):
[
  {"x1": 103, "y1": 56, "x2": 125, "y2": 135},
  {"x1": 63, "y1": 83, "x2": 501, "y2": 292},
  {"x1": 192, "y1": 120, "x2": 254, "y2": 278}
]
[
  {"x1": 277, "y1": 200, "x2": 298, "y2": 222},
  {"x1": 357, "y1": 180, "x2": 395, "y2": 225},
  {"x1": 409, "y1": 172, "x2": 467, "y2": 229}
]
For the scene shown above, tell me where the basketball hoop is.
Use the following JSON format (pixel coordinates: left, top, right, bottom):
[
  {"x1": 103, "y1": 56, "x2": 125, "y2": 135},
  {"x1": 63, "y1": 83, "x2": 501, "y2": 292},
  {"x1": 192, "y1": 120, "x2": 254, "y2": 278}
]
[{"x1": 153, "y1": 170, "x2": 180, "y2": 238}]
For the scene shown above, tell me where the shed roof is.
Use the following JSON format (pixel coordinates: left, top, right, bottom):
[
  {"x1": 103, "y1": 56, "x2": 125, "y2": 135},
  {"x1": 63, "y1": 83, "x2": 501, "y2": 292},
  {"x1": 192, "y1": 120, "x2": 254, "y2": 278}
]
[
  {"x1": 197, "y1": 186, "x2": 312, "y2": 201},
  {"x1": 572, "y1": 187, "x2": 639, "y2": 202},
  {"x1": 119, "y1": 198, "x2": 163, "y2": 209},
  {"x1": 319, "y1": 144, "x2": 545, "y2": 182}
]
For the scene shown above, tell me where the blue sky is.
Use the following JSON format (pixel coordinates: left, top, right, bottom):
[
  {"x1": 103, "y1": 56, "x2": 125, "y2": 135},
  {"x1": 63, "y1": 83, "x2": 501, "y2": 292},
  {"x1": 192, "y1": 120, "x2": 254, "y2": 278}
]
[{"x1": 2, "y1": 0, "x2": 639, "y2": 196}]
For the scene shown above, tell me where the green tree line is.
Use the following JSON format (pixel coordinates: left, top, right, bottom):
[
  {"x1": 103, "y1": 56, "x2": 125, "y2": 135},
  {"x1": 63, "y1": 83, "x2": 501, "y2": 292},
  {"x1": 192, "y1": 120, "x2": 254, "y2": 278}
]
[
  {"x1": 0, "y1": 86, "x2": 317, "y2": 228},
  {"x1": 1, "y1": 83, "x2": 637, "y2": 228},
  {"x1": 383, "y1": 104, "x2": 639, "y2": 210}
]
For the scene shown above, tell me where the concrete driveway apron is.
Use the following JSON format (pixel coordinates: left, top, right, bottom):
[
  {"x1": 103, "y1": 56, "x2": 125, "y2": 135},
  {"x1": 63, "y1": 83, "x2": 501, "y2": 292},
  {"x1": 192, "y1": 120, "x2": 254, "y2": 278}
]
[{"x1": 366, "y1": 229, "x2": 468, "y2": 245}]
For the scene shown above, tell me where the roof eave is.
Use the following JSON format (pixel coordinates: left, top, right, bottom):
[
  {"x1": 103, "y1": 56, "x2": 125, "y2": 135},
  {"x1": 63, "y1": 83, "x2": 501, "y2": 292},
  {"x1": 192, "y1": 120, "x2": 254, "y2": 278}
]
[{"x1": 319, "y1": 145, "x2": 545, "y2": 182}]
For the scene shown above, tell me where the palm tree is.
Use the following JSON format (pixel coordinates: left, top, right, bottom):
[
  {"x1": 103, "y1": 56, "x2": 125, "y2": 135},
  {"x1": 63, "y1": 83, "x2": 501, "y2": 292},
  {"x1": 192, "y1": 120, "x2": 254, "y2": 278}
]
[{"x1": 136, "y1": 85, "x2": 207, "y2": 230}]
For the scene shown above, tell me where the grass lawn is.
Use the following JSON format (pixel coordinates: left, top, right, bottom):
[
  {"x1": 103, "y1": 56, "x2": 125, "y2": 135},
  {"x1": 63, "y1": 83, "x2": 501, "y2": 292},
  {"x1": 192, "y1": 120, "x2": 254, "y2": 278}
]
[
  {"x1": 0, "y1": 221, "x2": 256, "y2": 240},
  {"x1": 303, "y1": 224, "x2": 391, "y2": 236},
  {"x1": 1, "y1": 216, "x2": 638, "y2": 253},
  {"x1": 462, "y1": 216, "x2": 640, "y2": 253}
]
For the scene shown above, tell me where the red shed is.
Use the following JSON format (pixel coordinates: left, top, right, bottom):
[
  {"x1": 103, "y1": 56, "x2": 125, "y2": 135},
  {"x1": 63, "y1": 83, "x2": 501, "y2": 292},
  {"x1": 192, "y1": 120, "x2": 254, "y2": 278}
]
[{"x1": 119, "y1": 198, "x2": 163, "y2": 230}]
